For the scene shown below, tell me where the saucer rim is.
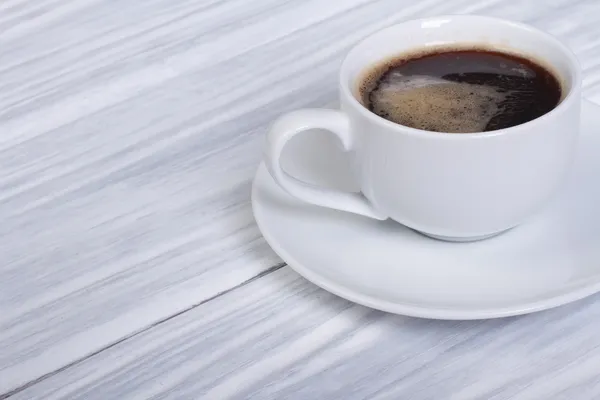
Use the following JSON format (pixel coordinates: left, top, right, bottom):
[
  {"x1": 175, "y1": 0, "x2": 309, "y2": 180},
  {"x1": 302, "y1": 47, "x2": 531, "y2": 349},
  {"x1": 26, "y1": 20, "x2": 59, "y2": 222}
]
[{"x1": 252, "y1": 163, "x2": 600, "y2": 320}]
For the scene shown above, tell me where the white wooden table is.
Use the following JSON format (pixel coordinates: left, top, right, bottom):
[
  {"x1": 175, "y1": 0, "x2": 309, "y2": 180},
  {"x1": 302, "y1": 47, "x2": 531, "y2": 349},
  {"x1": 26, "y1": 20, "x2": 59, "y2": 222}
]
[{"x1": 2, "y1": 1, "x2": 600, "y2": 399}]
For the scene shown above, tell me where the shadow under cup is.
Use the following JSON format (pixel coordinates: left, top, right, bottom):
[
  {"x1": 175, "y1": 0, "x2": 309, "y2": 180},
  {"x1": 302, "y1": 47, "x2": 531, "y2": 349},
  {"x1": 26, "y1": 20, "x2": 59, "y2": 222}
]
[{"x1": 338, "y1": 15, "x2": 581, "y2": 241}]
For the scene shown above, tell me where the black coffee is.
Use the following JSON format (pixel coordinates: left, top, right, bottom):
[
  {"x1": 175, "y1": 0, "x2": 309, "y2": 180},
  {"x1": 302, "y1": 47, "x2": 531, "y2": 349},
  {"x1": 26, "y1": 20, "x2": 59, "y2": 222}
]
[{"x1": 359, "y1": 47, "x2": 562, "y2": 133}]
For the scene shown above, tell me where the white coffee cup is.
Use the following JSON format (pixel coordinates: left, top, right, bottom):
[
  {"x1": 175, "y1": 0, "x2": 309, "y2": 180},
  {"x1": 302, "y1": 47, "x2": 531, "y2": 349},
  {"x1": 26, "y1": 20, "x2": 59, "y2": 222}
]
[{"x1": 264, "y1": 15, "x2": 581, "y2": 242}]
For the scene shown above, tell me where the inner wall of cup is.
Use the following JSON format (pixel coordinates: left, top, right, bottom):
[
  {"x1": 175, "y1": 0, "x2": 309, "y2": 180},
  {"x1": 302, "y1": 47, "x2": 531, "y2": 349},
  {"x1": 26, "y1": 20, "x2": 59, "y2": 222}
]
[{"x1": 342, "y1": 16, "x2": 577, "y2": 104}]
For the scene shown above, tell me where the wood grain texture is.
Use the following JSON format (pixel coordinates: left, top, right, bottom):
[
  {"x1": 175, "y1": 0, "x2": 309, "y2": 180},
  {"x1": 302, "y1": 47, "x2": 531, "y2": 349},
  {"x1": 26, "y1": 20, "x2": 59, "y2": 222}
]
[
  {"x1": 3, "y1": 0, "x2": 600, "y2": 397},
  {"x1": 12, "y1": 268, "x2": 600, "y2": 400}
]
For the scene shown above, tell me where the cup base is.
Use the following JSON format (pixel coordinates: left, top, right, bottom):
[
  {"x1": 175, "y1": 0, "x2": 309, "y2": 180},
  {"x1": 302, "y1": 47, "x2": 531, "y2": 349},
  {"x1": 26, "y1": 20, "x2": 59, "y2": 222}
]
[{"x1": 417, "y1": 229, "x2": 510, "y2": 243}]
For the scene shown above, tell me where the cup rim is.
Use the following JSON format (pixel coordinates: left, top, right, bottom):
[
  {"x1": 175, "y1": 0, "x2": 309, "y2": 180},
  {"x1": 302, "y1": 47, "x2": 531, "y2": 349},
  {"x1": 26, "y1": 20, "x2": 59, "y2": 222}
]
[{"x1": 339, "y1": 14, "x2": 582, "y2": 140}]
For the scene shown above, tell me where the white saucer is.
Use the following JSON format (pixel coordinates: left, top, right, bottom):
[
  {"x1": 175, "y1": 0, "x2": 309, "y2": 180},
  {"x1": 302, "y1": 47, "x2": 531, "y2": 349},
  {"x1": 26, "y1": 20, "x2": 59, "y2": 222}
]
[{"x1": 252, "y1": 99, "x2": 600, "y2": 320}]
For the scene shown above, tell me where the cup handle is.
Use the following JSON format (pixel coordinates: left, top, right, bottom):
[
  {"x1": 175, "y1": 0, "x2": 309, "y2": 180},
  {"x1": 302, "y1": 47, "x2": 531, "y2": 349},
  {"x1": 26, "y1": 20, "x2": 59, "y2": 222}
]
[{"x1": 264, "y1": 109, "x2": 387, "y2": 220}]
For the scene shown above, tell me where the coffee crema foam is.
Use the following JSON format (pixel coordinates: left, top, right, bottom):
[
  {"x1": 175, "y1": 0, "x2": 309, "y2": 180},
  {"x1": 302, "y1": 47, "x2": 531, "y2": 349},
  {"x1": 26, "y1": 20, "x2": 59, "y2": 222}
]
[
  {"x1": 366, "y1": 72, "x2": 508, "y2": 132},
  {"x1": 358, "y1": 47, "x2": 562, "y2": 133}
]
